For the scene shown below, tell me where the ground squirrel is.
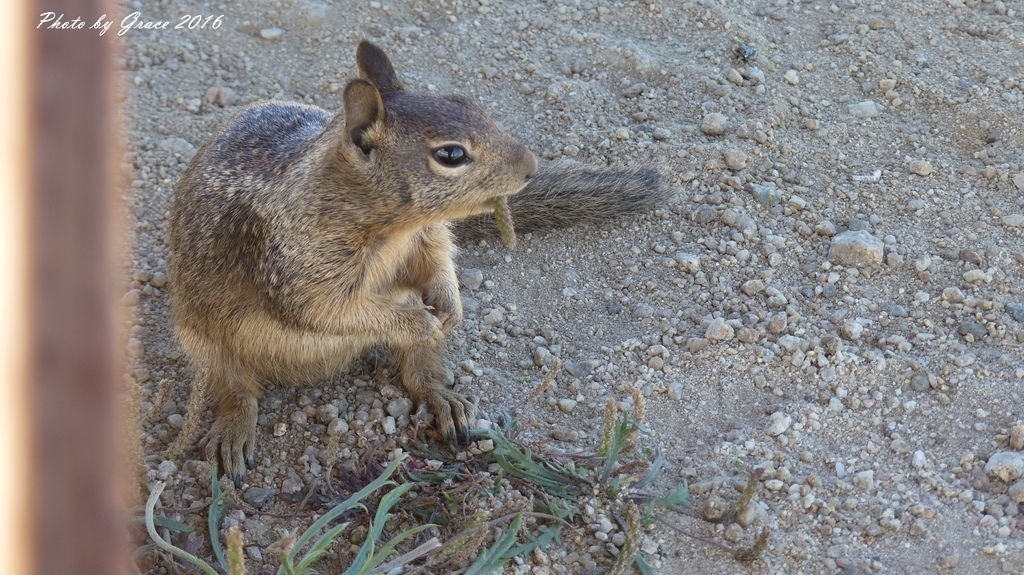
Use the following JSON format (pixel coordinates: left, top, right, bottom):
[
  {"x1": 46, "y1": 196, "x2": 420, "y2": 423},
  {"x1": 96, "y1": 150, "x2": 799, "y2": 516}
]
[{"x1": 169, "y1": 41, "x2": 665, "y2": 484}]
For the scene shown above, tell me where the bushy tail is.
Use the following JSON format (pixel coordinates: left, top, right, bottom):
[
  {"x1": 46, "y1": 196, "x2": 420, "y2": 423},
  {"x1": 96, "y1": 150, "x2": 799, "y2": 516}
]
[{"x1": 454, "y1": 162, "x2": 667, "y2": 239}]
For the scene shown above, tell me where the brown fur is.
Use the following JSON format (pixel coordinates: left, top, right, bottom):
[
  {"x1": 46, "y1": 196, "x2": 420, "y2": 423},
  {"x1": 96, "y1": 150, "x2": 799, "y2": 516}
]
[{"x1": 168, "y1": 41, "x2": 664, "y2": 484}]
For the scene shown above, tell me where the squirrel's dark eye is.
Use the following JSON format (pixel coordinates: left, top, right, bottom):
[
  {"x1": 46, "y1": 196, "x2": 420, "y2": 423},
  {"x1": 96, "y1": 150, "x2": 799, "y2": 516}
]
[{"x1": 432, "y1": 145, "x2": 470, "y2": 167}]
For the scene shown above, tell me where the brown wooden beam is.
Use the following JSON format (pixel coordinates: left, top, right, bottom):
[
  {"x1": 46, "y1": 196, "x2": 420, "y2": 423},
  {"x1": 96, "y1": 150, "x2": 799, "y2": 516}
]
[{"x1": 30, "y1": 1, "x2": 126, "y2": 574}]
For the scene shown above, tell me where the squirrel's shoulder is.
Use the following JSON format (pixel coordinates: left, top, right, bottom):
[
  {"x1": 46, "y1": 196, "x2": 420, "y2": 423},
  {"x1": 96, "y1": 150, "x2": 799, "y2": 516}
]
[{"x1": 200, "y1": 100, "x2": 334, "y2": 171}]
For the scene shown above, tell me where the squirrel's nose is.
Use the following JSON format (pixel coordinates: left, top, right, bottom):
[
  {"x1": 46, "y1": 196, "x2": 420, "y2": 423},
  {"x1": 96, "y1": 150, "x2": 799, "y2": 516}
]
[{"x1": 522, "y1": 150, "x2": 538, "y2": 180}]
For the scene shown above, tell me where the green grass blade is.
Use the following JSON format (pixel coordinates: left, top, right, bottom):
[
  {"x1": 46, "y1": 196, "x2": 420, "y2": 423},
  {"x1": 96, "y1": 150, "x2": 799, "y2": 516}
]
[
  {"x1": 600, "y1": 415, "x2": 634, "y2": 483},
  {"x1": 635, "y1": 449, "x2": 665, "y2": 490},
  {"x1": 484, "y1": 427, "x2": 580, "y2": 498},
  {"x1": 345, "y1": 482, "x2": 417, "y2": 575},
  {"x1": 294, "y1": 521, "x2": 349, "y2": 572},
  {"x1": 156, "y1": 516, "x2": 195, "y2": 533},
  {"x1": 144, "y1": 482, "x2": 220, "y2": 575},
  {"x1": 281, "y1": 454, "x2": 407, "y2": 575},
  {"x1": 653, "y1": 482, "x2": 691, "y2": 509},
  {"x1": 505, "y1": 524, "x2": 561, "y2": 558},
  {"x1": 464, "y1": 515, "x2": 523, "y2": 575},
  {"x1": 136, "y1": 514, "x2": 195, "y2": 533},
  {"x1": 363, "y1": 523, "x2": 435, "y2": 573},
  {"x1": 208, "y1": 469, "x2": 228, "y2": 572},
  {"x1": 635, "y1": 552, "x2": 655, "y2": 575}
]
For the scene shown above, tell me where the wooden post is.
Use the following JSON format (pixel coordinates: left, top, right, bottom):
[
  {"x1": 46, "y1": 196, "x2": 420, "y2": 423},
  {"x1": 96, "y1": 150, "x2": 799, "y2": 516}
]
[{"x1": 28, "y1": 0, "x2": 126, "y2": 574}]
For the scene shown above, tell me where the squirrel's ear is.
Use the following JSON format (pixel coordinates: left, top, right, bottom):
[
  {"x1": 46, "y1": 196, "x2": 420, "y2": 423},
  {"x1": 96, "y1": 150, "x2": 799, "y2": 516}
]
[
  {"x1": 343, "y1": 79, "x2": 385, "y2": 154},
  {"x1": 356, "y1": 40, "x2": 402, "y2": 92}
]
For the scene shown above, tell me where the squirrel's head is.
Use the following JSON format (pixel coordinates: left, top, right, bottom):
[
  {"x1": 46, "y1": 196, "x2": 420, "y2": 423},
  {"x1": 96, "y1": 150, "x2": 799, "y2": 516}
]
[{"x1": 334, "y1": 41, "x2": 537, "y2": 221}]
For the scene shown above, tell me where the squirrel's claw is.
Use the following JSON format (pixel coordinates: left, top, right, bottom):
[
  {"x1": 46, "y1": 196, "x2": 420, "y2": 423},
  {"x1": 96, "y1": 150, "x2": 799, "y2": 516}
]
[
  {"x1": 421, "y1": 387, "x2": 475, "y2": 446},
  {"x1": 201, "y1": 396, "x2": 259, "y2": 488}
]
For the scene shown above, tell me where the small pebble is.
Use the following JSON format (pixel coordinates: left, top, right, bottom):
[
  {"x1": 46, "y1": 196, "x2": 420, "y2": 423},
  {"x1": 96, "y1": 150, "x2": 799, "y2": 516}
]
[
  {"x1": 985, "y1": 451, "x2": 1024, "y2": 482},
  {"x1": 829, "y1": 230, "x2": 884, "y2": 266},
  {"x1": 909, "y1": 160, "x2": 932, "y2": 176},
  {"x1": 912, "y1": 450, "x2": 927, "y2": 469},
  {"x1": 724, "y1": 148, "x2": 748, "y2": 171},
  {"x1": 701, "y1": 113, "x2": 728, "y2": 136},
  {"x1": 848, "y1": 100, "x2": 881, "y2": 118},
  {"x1": 205, "y1": 86, "x2": 237, "y2": 107},
  {"x1": 1002, "y1": 214, "x2": 1024, "y2": 228},
  {"x1": 675, "y1": 253, "x2": 701, "y2": 273},
  {"x1": 705, "y1": 318, "x2": 734, "y2": 340},
  {"x1": 259, "y1": 27, "x2": 285, "y2": 40},
  {"x1": 156, "y1": 460, "x2": 177, "y2": 480},
  {"x1": 460, "y1": 269, "x2": 484, "y2": 290},
  {"x1": 767, "y1": 412, "x2": 792, "y2": 436},
  {"x1": 243, "y1": 487, "x2": 276, "y2": 509},
  {"x1": 1011, "y1": 423, "x2": 1024, "y2": 449}
]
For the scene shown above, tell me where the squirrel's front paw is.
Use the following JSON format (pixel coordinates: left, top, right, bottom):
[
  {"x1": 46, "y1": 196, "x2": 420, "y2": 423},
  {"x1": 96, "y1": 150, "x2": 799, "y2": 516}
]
[
  {"x1": 409, "y1": 308, "x2": 446, "y2": 347},
  {"x1": 424, "y1": 283, "x2": 463, "y2": 334},
  {"x1": 418, "y1": 387, "x2": 476, "y2": 444},
  {"x1": 200, "y1": 395, "x2": 258, "y2": 487}
]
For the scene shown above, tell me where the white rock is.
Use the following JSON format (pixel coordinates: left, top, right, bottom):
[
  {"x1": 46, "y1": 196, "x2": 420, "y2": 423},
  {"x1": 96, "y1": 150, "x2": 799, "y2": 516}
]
[
  {"x1": 260, "y1": 27, "x2": 285, "y2": 40},
  {"x1": 668, "y1": 382, "x2": 684, "y2": 401},
  {"x1": 848, "y1": 100, "x2": 881, "y2": 118},
  {"x1": 705, "y1": 318, "x2": 734, "y2": 341},
  {"x1": 829, "y1": 230, "x2": 884, "y2": 266},
  {"x1": 909, "y1": 160, "x2": 933, "y2": 176},
  {"x1": 912, "y1": 450, "x2": 927, "y2": 469},
  {"x1": 767, "y1": 412, "x2": 792, "y2": 436},
  {"x1": 158, "y1": 137, "x2": 196, "y2": 160},
  {"x1": 1001, "y1": 214, "x2": 1024, "y2": 228},
  {"x1": 854, "y1": 469, "x2": 875, "y2": 490},
  {"x1": 157, "y1": 460, "x2": 178, "y2": 480},
  {"x1": 675, "y1": 252, "x2": 701, "y2": 273},
  {"x1": 701, "y1": 113, "x2": 727, "y2": 136},
  {"x1": 963, "y1": 269, "x2": 988, "y2": 283},
  {"x1": 985, "y1": 451, "x2": 1024, "y2": 482},
  {"x1": 841, "y1": 320, "x2": 864, "y2": 340}
]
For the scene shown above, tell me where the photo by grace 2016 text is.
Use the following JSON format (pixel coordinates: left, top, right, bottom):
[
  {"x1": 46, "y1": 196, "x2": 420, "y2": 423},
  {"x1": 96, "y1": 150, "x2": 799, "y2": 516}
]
[{"x1": 36, "y1": 10, "x2": 224, "y2": 37}]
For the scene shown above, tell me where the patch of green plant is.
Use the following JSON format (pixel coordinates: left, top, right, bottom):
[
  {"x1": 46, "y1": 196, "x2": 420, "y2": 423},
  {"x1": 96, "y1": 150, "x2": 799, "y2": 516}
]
[
  {"x1": 481, "y1": 423, "x2": 585, "y2": 500},
  {"x1": 144, "y1": 454, "x2": 441, "y2": 575},
  {"x1": 141, "y1": 389, "x2": 768, "y2": 574}
]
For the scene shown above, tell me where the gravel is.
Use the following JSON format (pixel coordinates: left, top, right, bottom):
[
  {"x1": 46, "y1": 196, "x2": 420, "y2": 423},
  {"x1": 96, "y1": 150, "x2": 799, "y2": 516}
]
[{"x1": 124, "y1": 2, "x2": 1024, "y2": 572}]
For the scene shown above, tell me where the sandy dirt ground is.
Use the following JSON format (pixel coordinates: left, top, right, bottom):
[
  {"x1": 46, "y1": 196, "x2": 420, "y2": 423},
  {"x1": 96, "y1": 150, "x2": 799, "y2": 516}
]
[{"x1": 122, "y1": 0, "x2": 1024, "y2": 573}]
